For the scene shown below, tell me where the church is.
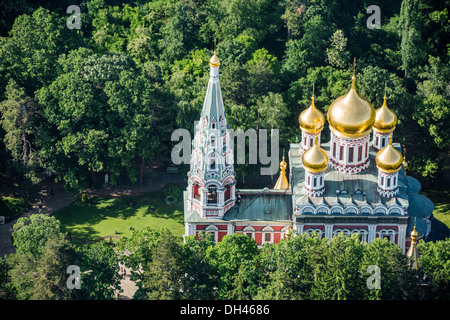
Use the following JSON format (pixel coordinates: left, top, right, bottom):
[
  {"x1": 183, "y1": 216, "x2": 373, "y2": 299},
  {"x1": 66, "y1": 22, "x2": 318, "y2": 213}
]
[{"x1": 183, "y1": 51, "x2": 449, "y2": 253}]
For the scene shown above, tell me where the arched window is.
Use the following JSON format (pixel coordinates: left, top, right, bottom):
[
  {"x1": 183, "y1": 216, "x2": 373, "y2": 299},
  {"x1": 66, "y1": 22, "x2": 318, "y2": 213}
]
[{"x1": 207, "y1": 187, "x2": 217, "y2": 204}]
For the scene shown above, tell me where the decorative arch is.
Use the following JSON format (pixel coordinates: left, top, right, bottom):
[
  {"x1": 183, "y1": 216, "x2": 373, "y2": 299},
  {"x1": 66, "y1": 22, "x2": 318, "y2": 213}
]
[{"x1": 300, "y1": 205, "x2": 315, "y2": 215}]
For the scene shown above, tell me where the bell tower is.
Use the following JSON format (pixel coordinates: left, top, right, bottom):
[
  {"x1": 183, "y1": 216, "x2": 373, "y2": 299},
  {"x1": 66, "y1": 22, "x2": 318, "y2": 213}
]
[{"x1": 186, "y1": 51, "x2": 236, "y2": 219}]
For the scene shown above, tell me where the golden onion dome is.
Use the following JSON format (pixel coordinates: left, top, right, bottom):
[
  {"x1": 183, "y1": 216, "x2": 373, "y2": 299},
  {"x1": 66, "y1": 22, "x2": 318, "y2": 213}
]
[
  {"x1": 374, "y1": 84, "x2": 397, "y2": 133},
  {"x1": 299, "y1": 85, "x2": 325, "y2": 133},
  {"x1": 375, "y1": 136, "x2": 403, "y2": 173},
  {"x1": 302, "y1": 138, "x2": 328, "y2": 173},
  {"x1": 327, "y1": 60, "x2": 376, "y2": 139},
  {"x1": 209, "y1": 50, "x2": 220, "y2": 67}
]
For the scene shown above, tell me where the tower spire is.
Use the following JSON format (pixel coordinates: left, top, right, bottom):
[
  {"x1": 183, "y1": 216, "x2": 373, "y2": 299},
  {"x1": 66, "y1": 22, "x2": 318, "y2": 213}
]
[
  {"x1": 274, "y1": 148, "x2": 289, "y2": 190},
  {"x1": 352, "y1": 57, "x2": 356, "y2": 89}
]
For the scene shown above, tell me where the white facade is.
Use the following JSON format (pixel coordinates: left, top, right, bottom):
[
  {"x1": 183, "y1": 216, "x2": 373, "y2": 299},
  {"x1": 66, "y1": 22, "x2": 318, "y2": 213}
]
[
  {"x1": 300, "y1": 131, "x2": 321, "y2": 153},
  {"x1": 377, "y1": 170, "x2": 400, "y2": 198},
  {"x1": 372, "y1": 130, "x2": 391, "y2": 151},
  {"x1": 304, "y1": 170, "x2": 325, "y2": 197},
  {"x1": 329, "y1": 133, "x2": 370, "y2": 174}
]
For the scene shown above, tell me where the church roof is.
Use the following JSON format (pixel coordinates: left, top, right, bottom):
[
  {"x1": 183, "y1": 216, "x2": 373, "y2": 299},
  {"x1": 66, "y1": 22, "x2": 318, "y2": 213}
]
[
  {"x1": 290, "y1": 142, "x2": 408, "y2": 208},
  {"x1": 184, "y1": 189, "x2": 292, "y2": 224},
  {"x1": 290, "y1": 141, "x2": 437, "y2": 240}
]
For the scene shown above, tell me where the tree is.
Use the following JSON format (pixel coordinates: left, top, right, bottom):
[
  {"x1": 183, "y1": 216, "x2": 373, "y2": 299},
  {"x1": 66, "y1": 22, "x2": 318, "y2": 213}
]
[
  {"x1": 256, "y1": 233, "x2": 319, "y2": 300},
  {"x1": 140, "y1": 230, "x2": 186, "y2": 300},
  {"x1": 417, "y1": 238, "x2": 450, "y2": 299},
  {"x1": 74, "y1": 241, "x2": 122, "y2": 300},
  {"x1": 309, "y1": 233, "x2": 365, "y2": 300},
  {"x1": 399, "y1": 0, "x2": 426, "y2": 80},
  {"x1": 0, "y1": 7, "x2": 84, "y2": 98},
  {"x1": 0, "y1": 79, "x2": 41, "y2": 193},
  {"x1": 205, "y1": 233, "x2": 259, "y2": 299},
  {"x1": 7, "y1": 235, "x2": 76, "y2": 300},
  {"x1": 182, "y1": 232, "x2": 217, "y2": 299},
  {"x1": 36, "y1": 48, "x2": 173, "y2": 190},
  {"x1": 0, "y1": 258, "x2": 15, "y2": 300},
  {"x1": 12, "y1": 214, "x2": 63, "y2": 258},
  {"x1": 326, "y1": 30, "x2": 350, "y2": 69},
  {"x1": 360, "y1": 238, "x2": 417, "y2": 300},
  {"x1": 116, "y1": 227, "x2": 169, "y2": 296}
]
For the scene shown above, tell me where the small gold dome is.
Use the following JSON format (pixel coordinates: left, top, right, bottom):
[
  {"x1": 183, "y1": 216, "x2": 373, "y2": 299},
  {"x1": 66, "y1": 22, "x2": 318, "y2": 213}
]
[
  {"x1": 209, "y1": 51, "x2": 220, "y2": 67},
  {"x1": 299, "y1": 85, "x2": 325, "y2": 133},
  {"x1": 302, "y1": 139, "x2": 328, "y2": 173},
  {"x1": 327, "y1": 61, "x2": 376, "y2": 139},
  {"x1": 374, "y1": 84, "x2": 397, "y2": 133},
  {"x1": 376, "y1": 137, "x2": 403, "y2": 173}
]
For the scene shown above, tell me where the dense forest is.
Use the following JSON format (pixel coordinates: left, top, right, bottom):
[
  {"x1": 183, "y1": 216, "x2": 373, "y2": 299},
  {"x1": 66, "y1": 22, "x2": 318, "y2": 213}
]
[{"x1": 0, "y1": 0, "x2": 449, "y2": 195}]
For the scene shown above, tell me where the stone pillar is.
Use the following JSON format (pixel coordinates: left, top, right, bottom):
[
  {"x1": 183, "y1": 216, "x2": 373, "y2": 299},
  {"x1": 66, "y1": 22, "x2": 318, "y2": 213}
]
[
  {"x1": 325, "y1": 224, "x2": 333, "y2": 240},
  {"x1": 368, "y1": 225, "x2": 377, "y2": 243}
]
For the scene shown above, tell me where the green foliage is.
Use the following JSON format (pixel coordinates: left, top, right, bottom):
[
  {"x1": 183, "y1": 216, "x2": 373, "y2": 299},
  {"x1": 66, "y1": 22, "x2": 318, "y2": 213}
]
[
  {"x1": 12, "y1": 214, "x2": 63, "y2": 258},
  {"x1": 417, "y1": 238, "x2": 450, "y2": 299},
  {"x1": 206, "y1": 233, "x2": 259, "y2": 299},
  {"x1": 74, "y1": 241, "x2": 122, "y2": 300}
]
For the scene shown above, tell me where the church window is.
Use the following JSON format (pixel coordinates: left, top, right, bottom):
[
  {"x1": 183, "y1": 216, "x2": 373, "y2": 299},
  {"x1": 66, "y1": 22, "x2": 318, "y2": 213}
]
[
  {"x1": 193, "y1": 183, "x2": 200, "y2": 201},
  {"x1": 207, "y1": 187, "x2": 217, "y2": 204},
  {"x1": 310, "y1": 137, "x2": 314, "y2": 147},
  {"x1": 211, "y1": 135, "x2": 216, "y2": 148},
  {"x1": 387, "y1": 177, "x2": 390, "y2": 187},
  {"x1": 348, "y1": 147, "x2": 354, "y2": 163},
  {"x1": 365, "y1": 142, "x2": 368, "y2": 157},
  {"x1": 375, "y1": 136, "x2": 379, "y2": 146},
  {"x1": 210, "y1": 159, "x2": 216, "y2": 170},
  {"x1": 333, "y1": 142, "x2": 336, "y2": 158},
  {"x1": 381, "y1": 137, "x2": 386, "y2": 148},
  {"x1": 264, "y1": 233, "x2": 271, "y2": 242},
  {"x1": 339, "y1": 146, "x2": 344, "y2": 161},
  {"x1": 381, "y1": 176, "x2": 384, "y2": 186},
  {"x1": 224, "y1": 185, "x2": 231, "y2": 201},
  {"x1": 320, "y1": 176, "x2": 323, "y2": 185},
  {"x1": 307, "y1": 176, "x2": 310, "y2": 186},
  {"x1": 313, "y1": 177, "x2": 317, "y2": 187},
  {"x1": 358, "y1": 146, "x2": 362, "y2": 162},
  {"x1": 393, "y1": 176, "x2": 396, "y2": 186}
]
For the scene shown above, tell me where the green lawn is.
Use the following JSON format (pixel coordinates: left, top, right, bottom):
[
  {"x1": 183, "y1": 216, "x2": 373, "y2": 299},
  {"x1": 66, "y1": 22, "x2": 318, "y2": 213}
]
[
  {"x1": 421, "y1": 189, "x2": 450, "y2": 228},
  {"x1": 53, "y1": 188, "x2": 185, "y2": 244}
]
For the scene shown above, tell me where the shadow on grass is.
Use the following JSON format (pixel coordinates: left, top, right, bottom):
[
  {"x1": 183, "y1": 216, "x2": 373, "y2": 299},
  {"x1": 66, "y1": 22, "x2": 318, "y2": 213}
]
[{"x1": 53, "y1": 189, "x2": 185, "y2": 243}]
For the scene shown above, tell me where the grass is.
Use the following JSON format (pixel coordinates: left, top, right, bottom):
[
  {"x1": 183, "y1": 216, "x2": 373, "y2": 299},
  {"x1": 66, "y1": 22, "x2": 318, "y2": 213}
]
[
  {"x1": 421, "y1": 189, "x2": 450, "y2": 228},
  {"x1": 53, "y1": 188, "x2": 185, "y2": 244}
]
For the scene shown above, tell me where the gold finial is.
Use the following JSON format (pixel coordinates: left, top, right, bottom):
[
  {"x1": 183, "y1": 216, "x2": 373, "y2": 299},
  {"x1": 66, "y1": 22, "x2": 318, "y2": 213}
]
[
  {"x1": 209, "y1": 44, "x2": 220, "y2": 67},
  {"x1": 351, "y1": 57, "x2": 356, "y2": 89},
  {"x1": 411, "y1": 217, "x2": 419, "y2": 244},
  {"x1": 285, "y1": 223, "x2": 293, "y2": 239},
  {"x1": 388, "y1": 132, "x2": 393, "y2": 145},
  {"x1": 382, "y1": 82, "x2": 388, "y2": 107},
  {"x1": 274, "y1": 148, "x2": 289, "y2": 190}
]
